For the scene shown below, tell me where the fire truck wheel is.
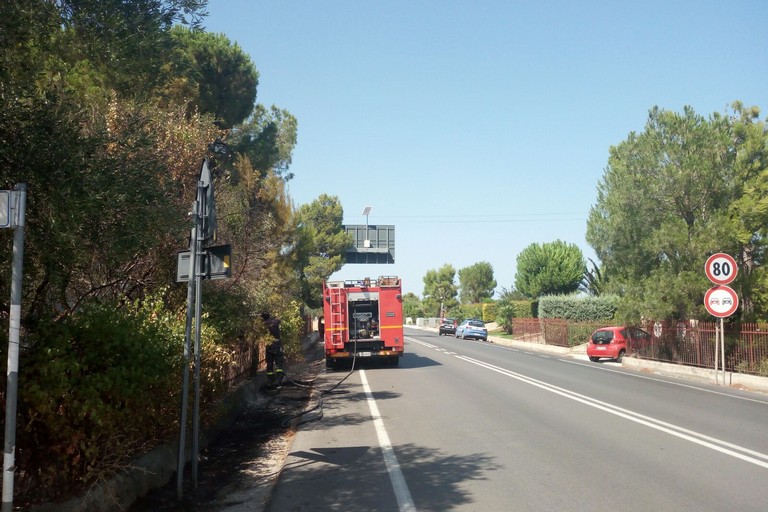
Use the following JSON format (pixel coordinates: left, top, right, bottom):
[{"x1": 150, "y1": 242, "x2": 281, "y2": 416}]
[{"x1": 325, "y1": 358, "x2": 336, "y2": 370}]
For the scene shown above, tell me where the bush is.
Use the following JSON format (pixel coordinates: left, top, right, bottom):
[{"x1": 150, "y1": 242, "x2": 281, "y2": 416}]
[
  {"x1": 15, "y1": 298, "x2": 185, "y2": 499},
  {"x1": 495, "y1": 300, "x2": 537, "y2": 334},
  {"x1": 736, "y1": 357, "x2": 768, "y2": 377},
  {"x1": 459, "y1": 304, "x2": 483, "y2": 322},
  {"x1": 512, "y1": 300, "x2": 537, "y2": 318},
  {"x1": 567, "y1": 322, "x2": 600, "y2": 347},
  {"x1": 495, "y1": 302, "x2": 515, "y2": 333},
  {"x1": 539, "y1": 294, "x2": 618, "y2": 321},
  {"x1": 275, "y1": 300, "x2": 304, "y2": 359},
  {"x1": 482, "y1": 303, "x2": 497, "y2": 323}
]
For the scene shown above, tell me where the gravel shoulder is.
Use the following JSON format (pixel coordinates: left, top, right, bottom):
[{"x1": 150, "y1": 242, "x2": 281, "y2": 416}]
[{"x1": 127, "y1": 336, "x2": 326, "y2": 512}]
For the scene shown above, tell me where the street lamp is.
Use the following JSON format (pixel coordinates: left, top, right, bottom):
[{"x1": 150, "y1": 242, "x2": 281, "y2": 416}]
[
  {"x1": 362, "y1": 206, "x2": 372, "y2": 248},
  {"x1": 208, "y1": 137, "x2": 230, "y2": 157}
]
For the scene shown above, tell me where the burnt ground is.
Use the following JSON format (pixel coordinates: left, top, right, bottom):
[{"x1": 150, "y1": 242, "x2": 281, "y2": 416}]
[{"x1": 129, "y1": 341, "x2": 326, "y2": 512}]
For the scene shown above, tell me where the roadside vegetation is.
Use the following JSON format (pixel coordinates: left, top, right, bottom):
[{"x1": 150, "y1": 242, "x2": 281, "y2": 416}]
[{"x1": 0, "y1": 1, "x2": 349, "y2": 504}]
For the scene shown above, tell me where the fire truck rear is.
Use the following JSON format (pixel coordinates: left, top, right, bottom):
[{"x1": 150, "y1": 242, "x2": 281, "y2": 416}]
[{"x1": 323, "y1": 276, "x2": 404, "y2": 368}]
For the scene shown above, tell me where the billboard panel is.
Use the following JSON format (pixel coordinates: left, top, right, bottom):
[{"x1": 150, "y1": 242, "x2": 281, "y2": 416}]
[{"x1": 344, "y1": 224, "x2": 395, "y2": 264}]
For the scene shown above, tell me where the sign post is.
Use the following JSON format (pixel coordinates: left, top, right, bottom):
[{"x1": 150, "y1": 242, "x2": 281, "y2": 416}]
[
  {"x1": 2, "y1": 184, "x2": 27, "y2": 512},
  {"x1": 704, "y1": 253, "x2": 738, "y2": 386},
  {"x1": 176, "y1": 159, "x2": 214, "y2": 497},
  {"x1": 176, "y1": 157, "x2": 232, "y2": 499}
]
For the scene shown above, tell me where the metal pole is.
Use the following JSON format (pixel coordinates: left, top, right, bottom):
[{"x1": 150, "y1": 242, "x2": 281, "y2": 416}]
[
  {"x1": 191, "y1": 180, "x2": 206, "y2": 488},
  {"x1": 2, "y1": 184, "x2": 27, "y2": 512},
  {"x1": 176, "y1": 204, "x2": 198, "y2": 499},
  {"x1": 191, "y1": 245, "x2": 203, "y2": 487},
  {"x1": 720, "y1": 318, "x2": 726, "y2": 387},
  {"x1": 714, "y1": 323, "x2": 719, "y2": 386}
]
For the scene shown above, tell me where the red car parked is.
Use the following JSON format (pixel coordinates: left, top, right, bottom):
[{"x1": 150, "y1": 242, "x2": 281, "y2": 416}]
[{"x1": 586, "y1": 326, "x2": 650, "y2": 362}]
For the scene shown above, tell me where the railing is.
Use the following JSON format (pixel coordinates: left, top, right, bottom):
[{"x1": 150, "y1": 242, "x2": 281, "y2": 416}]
[
  {"x1": 630, "y1": 320, "x2": 768, "y2": 376},
  {"x1": 221, "y1": 341, "x2": 264, "y2": 388},
  {"x1": 510, "y1": 318, "x2": 768, "y2": 376},
  {"x1": 510, "y1": 318, "x2": 609, "y2": 347}
]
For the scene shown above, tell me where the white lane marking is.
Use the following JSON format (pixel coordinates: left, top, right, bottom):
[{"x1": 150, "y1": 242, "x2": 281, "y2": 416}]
[
  {"x1": 409, "y1": 338, "x2": 436, "y2": 349},
  {"x1": 412, "y1": 335, "x2": 768, "y2": 406},
  {"x1": 457, "y1": 356, "x2": 768, "y2": 469},
  {"x1": 360, "y1": 369, "x2": 417, "y2": 511},
  {"x1": 563, "y1": 359, "x2": 768, "y2": 405}
]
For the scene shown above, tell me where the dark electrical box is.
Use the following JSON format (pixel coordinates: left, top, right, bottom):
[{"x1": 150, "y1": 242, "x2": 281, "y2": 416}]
[{"x1": 177, "y1": 244, "x2": 232, "y2": 282}]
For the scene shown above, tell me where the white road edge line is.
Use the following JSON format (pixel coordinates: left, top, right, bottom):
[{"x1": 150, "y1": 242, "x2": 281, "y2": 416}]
[
  {"x1": 457, "y1": 356, "x2": 768, "y2": 469},
  {"x1": 360, "y1": 369, "x2": 417, "y2": 512}
]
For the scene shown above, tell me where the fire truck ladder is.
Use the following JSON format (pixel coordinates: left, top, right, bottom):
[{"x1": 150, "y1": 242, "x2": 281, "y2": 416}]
[{"x1": 329, "y1": 286, "x2": 345, "y2": 347}]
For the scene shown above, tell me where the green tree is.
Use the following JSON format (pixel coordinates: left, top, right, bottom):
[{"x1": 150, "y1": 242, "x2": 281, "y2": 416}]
[
  {"x1": 214, "y1": 155, "x2": 300, "y2": 312},
  {"x1": 458, "y1": 261, "x2": 497, "y2": 304},
  {"x1": 515, "y1": 240, "x2": 585, "y2": 299},
  {"x1": 229, "y1": 104, "x2": 299, "y2": 179},
  {"x1": 401, "y1": 292, "x2": 424, "y2": 321},
  {"x1": 0, "y1": 1, "x2": 59, "y2": 96},
  {"x1": 295, "y1": 195, "x2": 354, "y2": 308},
  {"x1": 422, "y1": 264, "x2": 459, "y2": 316},
  {"x1": 726, "y1": 103, "x2": 768, "y2": 320},
  {"x1": 586, "y1": 105, "x2": 738, "y2": 322},
  {"x1": 168, "y1": 26, "x2": 259, "y2": 128},
  {"x1": 580, "y1": 258, "x2": 607, "y2": 296},
  {"x1": 54, "y1": 0, "x2": 208, "y2": 97}
]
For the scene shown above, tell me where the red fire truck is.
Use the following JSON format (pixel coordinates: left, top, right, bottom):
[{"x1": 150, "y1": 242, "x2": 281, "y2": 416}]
[{"x1": 322, "y1": 276, "x2": 404, "y2": 368}]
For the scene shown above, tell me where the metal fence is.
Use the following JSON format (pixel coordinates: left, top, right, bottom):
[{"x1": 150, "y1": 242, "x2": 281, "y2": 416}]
[
  {"x1": 629, "y1": 320, "x2": 768, "y2": 375},
  {"x1": 510, "y1": 318, "x2": 768, "y2": 376},
  {"x1": 222, "y1": 341, "x2": 264, "y2": 388},
  {"x1": 511, "y1": 318, "x2": 608, "y2": 347}
]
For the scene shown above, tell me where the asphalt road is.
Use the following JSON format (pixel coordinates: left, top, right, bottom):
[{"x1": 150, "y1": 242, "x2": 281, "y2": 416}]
[{"x1": 265, "y1": 327, "x2": 768, "y2": 512}]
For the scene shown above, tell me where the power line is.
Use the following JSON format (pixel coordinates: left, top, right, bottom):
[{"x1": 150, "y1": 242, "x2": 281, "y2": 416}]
[{"x1": 363, "y1": 214, "x2": 587, "y2": 224}]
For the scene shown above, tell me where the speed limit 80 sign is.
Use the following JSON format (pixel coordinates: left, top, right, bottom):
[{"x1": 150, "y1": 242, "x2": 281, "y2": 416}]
[{"x1": 705, "y1": 253, "x2": 737, "y2": 285}]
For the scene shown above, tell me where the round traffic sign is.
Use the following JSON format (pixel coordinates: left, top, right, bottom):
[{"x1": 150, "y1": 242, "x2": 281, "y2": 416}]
[
  {"x1": 705, "y1": 253, "x2": 737, "y2": 285},
  {"x1": 704, "y1": 285, "x2": 739, "y2": 318}
]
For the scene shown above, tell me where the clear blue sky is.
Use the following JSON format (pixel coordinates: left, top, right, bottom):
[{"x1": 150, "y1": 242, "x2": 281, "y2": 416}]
[{"x1": 204, "y1": 0, "x2": 768, "y2": 298}]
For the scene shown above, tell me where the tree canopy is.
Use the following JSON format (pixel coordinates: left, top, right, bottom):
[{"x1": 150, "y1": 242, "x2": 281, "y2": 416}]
[
  {"x1": 514, "y1": 240, "x2": 585, "y2": 299},
  {"x1": 422, "y1": 264, "x2": 459, "y2": 316},
  {"x1": 0, "y1": 0, "x2": 301, "y2": 322},
  {"x1": 458, "y1": 261, "x2": 497, "y2": 303},
  {"x1": 586, "y1": 104, "x2": 768, "y2": 322},
  {"x1": 295, "y1": 194, "x2": 353, "y2": 309},
  {"x1": 167, "y1": 26, "x2": 259, "y2": 128}
]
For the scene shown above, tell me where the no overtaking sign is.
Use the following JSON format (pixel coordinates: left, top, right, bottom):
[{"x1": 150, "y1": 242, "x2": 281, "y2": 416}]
[{"x1": 704, "y1": 286, "x2": 739, "y2": 318}]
